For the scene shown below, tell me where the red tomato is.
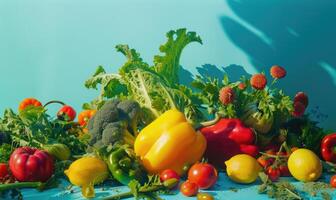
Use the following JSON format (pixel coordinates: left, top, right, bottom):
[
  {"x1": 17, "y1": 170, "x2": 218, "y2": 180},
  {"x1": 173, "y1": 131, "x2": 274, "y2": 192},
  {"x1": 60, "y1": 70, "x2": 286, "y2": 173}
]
[
  {"x1": 266, "y1": 149, "x2": 276, "y2": 155},
  {"x1": 197, "y1": 193, "x2": 214, "y2": 200},
  {"x1": 188, "y1": 163, "x2": 218, "y2": 189},
  {"x1": 279, "y1": 164, "x2": 291, "y2": 177},
  {"x1": 9, "y1": 147, "x2": 54, "y2": 182},
  {"x1": 180, "y1": 181, "x2": 199, "y2": 197},
  {"x1": 257, "y1": 156, "x2": 273, "y2": 169},
  {"x1": 266, "y1": 166, "x2": 281, "y2": 182},
  {"x1": 160, "y1": 169, "x2": 180, "y2": 182},
  {"x1": 330, "y1": 175, "x2": 336, "y2": 188},
  {"x1": 0, "y1": 163, "x2": 9, "y2": 179}
]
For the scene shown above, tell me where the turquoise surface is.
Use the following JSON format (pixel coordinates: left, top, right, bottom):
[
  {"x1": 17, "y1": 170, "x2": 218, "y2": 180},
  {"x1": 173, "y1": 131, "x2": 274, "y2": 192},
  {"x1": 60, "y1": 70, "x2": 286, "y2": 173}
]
[{"x1": 4, "y1": 173, "x2": 334, "y2": 200}]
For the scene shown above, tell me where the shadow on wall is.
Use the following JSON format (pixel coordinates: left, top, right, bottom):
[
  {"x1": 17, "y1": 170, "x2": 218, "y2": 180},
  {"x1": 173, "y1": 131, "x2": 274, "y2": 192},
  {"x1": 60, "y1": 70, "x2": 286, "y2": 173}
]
[
  {"x1": 179, "y1": 64, "x2": 251, "y2": 87},
  {"x1": 220, "y1": 0, "x2": 336, "y2": 129}
]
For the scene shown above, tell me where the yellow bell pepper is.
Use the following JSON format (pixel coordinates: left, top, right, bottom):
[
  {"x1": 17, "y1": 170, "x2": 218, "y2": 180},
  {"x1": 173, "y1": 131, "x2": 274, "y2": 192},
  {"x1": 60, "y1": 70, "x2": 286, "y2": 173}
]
[{"x1": 134, "y1": 109, "x2": 206, "y2": 175}]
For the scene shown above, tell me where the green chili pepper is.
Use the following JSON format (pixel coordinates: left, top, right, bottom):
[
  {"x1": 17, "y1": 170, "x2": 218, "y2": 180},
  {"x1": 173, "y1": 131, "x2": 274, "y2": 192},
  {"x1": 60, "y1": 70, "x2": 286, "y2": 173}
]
[{"x1": 107, "y1": 147, "x2": 143, "y2": 185}]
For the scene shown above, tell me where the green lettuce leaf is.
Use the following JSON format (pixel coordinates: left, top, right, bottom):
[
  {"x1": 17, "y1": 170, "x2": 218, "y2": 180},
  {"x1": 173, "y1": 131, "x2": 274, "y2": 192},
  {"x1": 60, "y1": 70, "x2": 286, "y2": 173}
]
[{"x1": 154, "y1": 28, "x2": 202, "y2": 85}]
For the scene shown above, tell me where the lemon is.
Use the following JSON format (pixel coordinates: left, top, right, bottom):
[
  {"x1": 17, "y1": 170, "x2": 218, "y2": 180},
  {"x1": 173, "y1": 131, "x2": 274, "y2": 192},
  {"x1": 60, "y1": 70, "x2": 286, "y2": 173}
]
[
  {"x1": 288, "y1": 148, "x2": 322, "y2": 182},
  {"x1": 225, "y1": 154, "x2": 262, "y2": 184},
  {"x1": 64, "y1": 156, "x2": 109, "y2": 198}
]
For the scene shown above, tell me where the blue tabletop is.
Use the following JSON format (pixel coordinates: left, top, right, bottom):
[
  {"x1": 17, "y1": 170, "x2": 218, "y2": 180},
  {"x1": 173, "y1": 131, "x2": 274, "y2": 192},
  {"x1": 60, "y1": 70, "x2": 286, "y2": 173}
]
[{"x1": 3, "y1": 173, "x2": 334, "y2": 200}]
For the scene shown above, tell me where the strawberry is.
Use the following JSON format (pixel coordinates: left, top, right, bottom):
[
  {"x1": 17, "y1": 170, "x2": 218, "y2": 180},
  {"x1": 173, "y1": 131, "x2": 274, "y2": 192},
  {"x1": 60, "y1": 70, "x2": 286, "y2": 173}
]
[
  {"x1": 294, "y1": 92, "x2": 308, "y2": 108},
  {"x1": 219, "y1": 86, "x2": 235, "y2": 105},
  {"x1": 250, "y1": 74, "x2": 267, "y2": 90},
  {"x1": 270, "y1": 65, "x2": 286, "y2": 79}
]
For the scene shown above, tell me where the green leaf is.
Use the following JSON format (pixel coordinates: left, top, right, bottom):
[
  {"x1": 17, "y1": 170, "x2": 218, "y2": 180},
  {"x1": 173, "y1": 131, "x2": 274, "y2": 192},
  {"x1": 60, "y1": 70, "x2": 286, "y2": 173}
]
[
  {"x1": 128, "y1": 180, "x2": 141, "y2": 198},
  {"x1": 154, "y1": 28, "x2": 202, "y2": 85},
  {"x1": 116, "y1": 45, "x2": 150, "y2": 75},
  {"x1": 85, "y1": 66, "x2": 127, "y2": 100}
]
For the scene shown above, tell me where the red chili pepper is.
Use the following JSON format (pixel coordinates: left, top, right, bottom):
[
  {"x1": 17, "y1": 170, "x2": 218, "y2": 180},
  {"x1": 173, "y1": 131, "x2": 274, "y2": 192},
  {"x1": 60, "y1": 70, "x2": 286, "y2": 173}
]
[
  {"x1": 321, "y1": 133, "x2": 336, "y2": 163},
  {"x1": 18, "y1": 98, "x2": 42, "y2": 111},
  {"x1": 200, "y1": 118, "x2": 259, "y2": 167}
]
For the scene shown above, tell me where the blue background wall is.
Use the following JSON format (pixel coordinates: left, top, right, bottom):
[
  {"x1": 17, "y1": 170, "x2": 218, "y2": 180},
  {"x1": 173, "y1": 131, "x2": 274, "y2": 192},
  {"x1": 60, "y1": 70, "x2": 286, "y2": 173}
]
[{"x1": 1, "y1": 0, "x2": 335, "y2": 129}]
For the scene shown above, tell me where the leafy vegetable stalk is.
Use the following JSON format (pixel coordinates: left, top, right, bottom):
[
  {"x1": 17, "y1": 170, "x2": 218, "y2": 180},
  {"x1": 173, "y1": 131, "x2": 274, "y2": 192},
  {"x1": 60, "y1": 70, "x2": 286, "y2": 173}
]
[
  {"x1": 102, "y1": 176, "x2": 178, "y2": 200},
  {"x1": 84, "y1": 28, "x2": 205, "y2": 125}
]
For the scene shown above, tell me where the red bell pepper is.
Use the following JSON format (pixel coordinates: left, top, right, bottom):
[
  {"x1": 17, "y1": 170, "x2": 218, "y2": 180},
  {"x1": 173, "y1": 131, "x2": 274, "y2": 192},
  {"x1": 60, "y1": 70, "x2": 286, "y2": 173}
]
[
  {"x1": 57, "y1": 105, "x2": 76, "y2": 122},
  {"x1": 200, "y1": 118, "x2": 259, "y2": 167},
  {"x1": 9, "y1": 147, "x2": 54, "y2": 182},
  {"x1": 321, "y1": 133, "x2": 336, "y2": 163},
  {"x1": 44, "y1": 100, "x2": 76, "y2": 122}
]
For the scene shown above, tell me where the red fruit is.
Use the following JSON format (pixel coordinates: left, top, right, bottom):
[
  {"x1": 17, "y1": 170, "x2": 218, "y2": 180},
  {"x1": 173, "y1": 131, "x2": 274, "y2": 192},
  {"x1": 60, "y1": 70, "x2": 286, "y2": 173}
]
[
  {"x1": 219, "y1": 86, "x2": 235, "y2": 105},
  {"x1": 294, "y1": 92, "x2": 308, "y2": 108},
  {"x1": 266, "y1": 166, "x2": 281, "y2": 182},
  {"x1": 257, "y1": 156, "x2": 273, "y2": 169},
  {"x1": 0, "y1": 163, "x2": 9, "y2": 179},
  {"x1": 250, "y1": 74, "x2": 267, "y2": 90},
  {"x1": 290, "y1": 147, "x2": 299, "y2": 154},
  {"x1": 180, "y1": 181, "x2": 199, "y2": 197},
  {"x1": 18, "y1": 98, "x2": 42, "y2": 111},
  {"x1": 9, "y1": 147, "x2": 54, "y2": 182},
  {"x1": 188, "y1": 163, "x2": 218, "y2": 189},
  {"x1": 292, "y1": 101, "x2": 306, "y2": 117},
  {"x1": 238, "y1": 82, "x2": 246, "y2": 90},
  {"x1": 270, "y1": 65, "x2": 286, "y2": 79},
  {"x1": 57, "y1": 105, "x2": 76, "y2": 121},
  {"x1": 160, "y1": 169, "x2": 180, "y2": 182},
  {"x1": 279, "y1": 164, "x2": 291, "y2": 177},
  {"x1": 330, "y1": 175, "x2": 336, "y2": 188}
]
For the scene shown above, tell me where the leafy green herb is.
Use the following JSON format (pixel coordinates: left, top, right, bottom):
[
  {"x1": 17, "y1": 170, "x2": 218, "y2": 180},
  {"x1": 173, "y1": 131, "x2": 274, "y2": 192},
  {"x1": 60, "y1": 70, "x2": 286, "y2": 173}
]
[
  {"x1": 258, "y1": 172, "x2": 302, "y2": 200},
  {"x1": 284, "y1": 116, "x2": 329, "y2": 154},
  {"x1": 102, "y1": 175, "x2": 177, "y2": 200},
  {"x1": 0, "y1": 144, "x2": 14, "y2": 163},
  {"x1": 302, "y1": 181, "x2": 332, "y2": 197},
  {"x1": 258, "y1": 172, "x2": 334, "y2": 200},
  {"x1": 84, "y1": 29, "x2": 206, "y2": 125},
  {"x1": 0, "y1": 107, "x2": 86, "y2": 156},
  {"x1": 154, "y1": 28, "x2": 202, "y2": 85}
]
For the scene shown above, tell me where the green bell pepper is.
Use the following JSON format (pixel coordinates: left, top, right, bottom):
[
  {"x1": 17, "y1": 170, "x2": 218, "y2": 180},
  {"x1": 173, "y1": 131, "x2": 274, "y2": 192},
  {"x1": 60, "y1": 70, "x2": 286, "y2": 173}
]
[{"x1": 107, "y1": 147, "x2": 143, "y2": 185}]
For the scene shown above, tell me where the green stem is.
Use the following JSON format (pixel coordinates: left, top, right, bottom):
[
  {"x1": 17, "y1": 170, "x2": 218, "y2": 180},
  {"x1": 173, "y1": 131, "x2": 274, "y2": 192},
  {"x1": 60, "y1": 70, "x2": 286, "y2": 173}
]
[
  {"x1": 44, "y1": 100, "x2": 65, "y2": 107},
  {"x1": 0, "y1": 182, "x2": 44, "y2": 192},
  {"x1": 102, "y1": 185, "x2": 164, "y2": 200},
  {"x1": 198, "y1": 113, "x2": 221, "y2": 128},
  {"x1": 285, "y1": 188, "x2": 302, "y2": 200},
  {"x1": 259, "y1": 152, "x2": 288, "y2": 159}
]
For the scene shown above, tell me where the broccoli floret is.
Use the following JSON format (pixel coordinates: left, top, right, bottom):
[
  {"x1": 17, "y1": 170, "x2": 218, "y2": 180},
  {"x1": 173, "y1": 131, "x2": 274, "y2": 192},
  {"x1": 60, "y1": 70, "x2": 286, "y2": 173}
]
[
  {"x1": 93, "y1": 99, "x2": 120, "y2": 130},
  {"x1": 87, "y1": 99, "x2": 140, "y2": 152},
  {"x1": 102, "y1": 121, "x2": 134, "y2": 146},
  {"x1": 117, "y1": 100, "x2": 141, "y2": 135}
]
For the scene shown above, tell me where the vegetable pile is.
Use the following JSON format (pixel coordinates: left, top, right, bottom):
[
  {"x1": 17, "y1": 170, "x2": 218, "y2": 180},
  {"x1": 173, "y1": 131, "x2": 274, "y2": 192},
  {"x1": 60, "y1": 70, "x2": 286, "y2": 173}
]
[{"x1": 0, "y1": 28, "x2": 335, "y2": 200}]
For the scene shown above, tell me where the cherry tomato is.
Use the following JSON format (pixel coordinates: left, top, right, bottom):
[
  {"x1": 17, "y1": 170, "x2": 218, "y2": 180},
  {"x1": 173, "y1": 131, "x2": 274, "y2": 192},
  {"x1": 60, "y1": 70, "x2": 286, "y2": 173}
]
[
  {"x1": 265, "y1": 149, "x2": 276, "y2": 155},
  {"x1": 180, "y1": 181, "x2": 199, "y2": 197},
  {"x1": 197, "y1": 193, "x2": 214, "y2": 200},
  {"x1": 330, "y1": 175, "x2": 336, "y2": 188},
  {"x1": 266, "y1": 166, "x2": 281, "y2": 182},
  {"x1": 257, "y1": 156, "x2": 273, "y2": 169},
  {"x1": 290, "y1": 147, "x2": 299, "y2": 154},
  {"x1": 188, "y1": 163, "x2": 218, "y2": 189},
  {"x1": 279, "y1": 164, "x2": 291, "y2": 177},
  {"x1": 160, "y1": 169, "x2": 180, "y2": 182},
  {"x1": 0, "y1": 163, "x2": 9, "y2": 179}
]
